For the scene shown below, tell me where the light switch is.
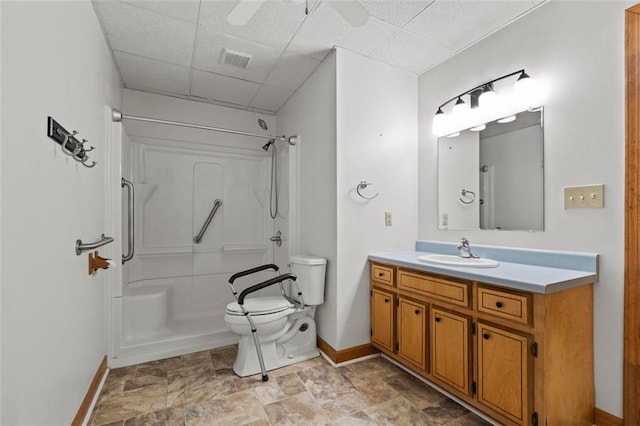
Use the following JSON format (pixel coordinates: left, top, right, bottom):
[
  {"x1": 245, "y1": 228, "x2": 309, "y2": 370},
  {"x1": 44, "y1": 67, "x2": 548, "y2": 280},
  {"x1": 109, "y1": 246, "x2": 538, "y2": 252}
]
[
  {"x1": 563, "y1": 184, "x2": 604, "y2": 209},
  {"x1": 385, "y1": 212, "x2": 392, "y2": 226}
]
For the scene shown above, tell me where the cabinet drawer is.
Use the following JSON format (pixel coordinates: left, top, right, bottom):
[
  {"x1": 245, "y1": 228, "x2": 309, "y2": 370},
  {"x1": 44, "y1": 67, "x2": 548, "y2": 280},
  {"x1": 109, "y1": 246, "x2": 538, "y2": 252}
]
[
  {"x1": 478, "y1": 286, "x2": 531, "y2": 324},
  {"x1": 371, "y1": 263, "x2": 395, "y2": 287},
  {"x1": 398, "y1": 270, "x2": 469, "y2": 307}
]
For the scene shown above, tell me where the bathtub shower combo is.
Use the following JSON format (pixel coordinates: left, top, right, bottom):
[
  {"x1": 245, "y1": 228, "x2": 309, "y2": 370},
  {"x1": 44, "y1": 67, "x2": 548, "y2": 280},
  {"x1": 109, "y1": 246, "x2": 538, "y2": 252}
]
[{"x1": 109, "y1": 110, "x2": 324, "y2": 374}]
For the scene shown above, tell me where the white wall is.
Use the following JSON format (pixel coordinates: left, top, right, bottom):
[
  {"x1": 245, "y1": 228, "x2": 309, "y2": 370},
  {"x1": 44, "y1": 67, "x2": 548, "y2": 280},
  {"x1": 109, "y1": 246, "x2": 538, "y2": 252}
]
[
  {"x1": 0, "y1": 1, "x2": 122, "y2": 424},
  {"x1": 278, "y1": 49, "x2": 418, "y2": 350},
  {"x1": 418, "y1": 1, "x2": 630, "y2": 416},
  {"x1": 277, "y1": 52, "x2": 338, "y2": 345},
  {"x1": 335, "y1": 49, "x2": 418, "y2": 349}
]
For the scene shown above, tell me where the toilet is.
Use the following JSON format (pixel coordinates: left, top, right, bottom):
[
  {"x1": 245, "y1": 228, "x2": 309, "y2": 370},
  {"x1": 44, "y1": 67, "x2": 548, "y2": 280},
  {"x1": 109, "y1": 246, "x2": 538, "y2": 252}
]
[{"x1": 224, "y1": 255, "x2": 327, "y2": 377}]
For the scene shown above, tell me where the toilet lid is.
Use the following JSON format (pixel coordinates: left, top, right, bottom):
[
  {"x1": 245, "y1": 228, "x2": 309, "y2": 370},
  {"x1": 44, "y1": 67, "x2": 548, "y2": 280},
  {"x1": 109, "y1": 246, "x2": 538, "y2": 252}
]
[{"x1": 226, "y1": 296, "x2": 294, "y2": 316}]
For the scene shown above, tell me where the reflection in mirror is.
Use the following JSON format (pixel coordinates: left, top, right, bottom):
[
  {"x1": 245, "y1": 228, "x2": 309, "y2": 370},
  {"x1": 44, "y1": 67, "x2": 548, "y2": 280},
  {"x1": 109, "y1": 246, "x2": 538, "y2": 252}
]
[{"x1": 437, "y1": 108, "x2": 543, "y2": 231}]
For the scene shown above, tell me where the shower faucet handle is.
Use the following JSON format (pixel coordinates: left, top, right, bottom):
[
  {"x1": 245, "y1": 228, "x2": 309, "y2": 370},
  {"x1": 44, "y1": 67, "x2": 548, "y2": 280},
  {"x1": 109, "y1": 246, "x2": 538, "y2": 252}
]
[{"x1": 269, "y1": 230, "x2": 283, "y2": 247}]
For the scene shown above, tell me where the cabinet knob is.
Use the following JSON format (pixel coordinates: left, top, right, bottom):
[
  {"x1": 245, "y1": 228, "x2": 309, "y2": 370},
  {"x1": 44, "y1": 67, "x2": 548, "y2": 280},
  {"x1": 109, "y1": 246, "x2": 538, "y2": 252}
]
[
  {"x1": 435, "y1": 317, "x2": 441, "y2": 323},
  {"x1": 415, "y1": 309, "x2": 421, "y2": 315},
  {"x1": 496, "y1": 301, "x2": 503, "y2": 308},
  {"x1": 384, "y1": 298, "x2": 389, "y2": 303},
  {"x1": 378, "y1": 272, "x2": 384, "y2": 277},
  {"x1": 483, "y1": 333, "x2": 490, "y2": 340}
]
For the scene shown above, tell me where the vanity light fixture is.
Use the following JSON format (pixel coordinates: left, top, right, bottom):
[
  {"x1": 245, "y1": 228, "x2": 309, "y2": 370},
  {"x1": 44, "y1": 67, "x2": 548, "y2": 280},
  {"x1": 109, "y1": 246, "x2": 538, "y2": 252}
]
[
  {"x1": 432, "y1": 69, "x2": 539, "y2": 136},
  {"x1": 470, "y1": 124, "x2": 486, "y2": 132}
]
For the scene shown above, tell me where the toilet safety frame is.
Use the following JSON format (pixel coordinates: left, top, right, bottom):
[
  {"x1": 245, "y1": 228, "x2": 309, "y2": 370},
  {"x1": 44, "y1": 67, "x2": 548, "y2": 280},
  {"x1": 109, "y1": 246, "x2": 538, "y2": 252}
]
[{"x1": 227, "y1": 264, "x2": 300, "y2": 382}]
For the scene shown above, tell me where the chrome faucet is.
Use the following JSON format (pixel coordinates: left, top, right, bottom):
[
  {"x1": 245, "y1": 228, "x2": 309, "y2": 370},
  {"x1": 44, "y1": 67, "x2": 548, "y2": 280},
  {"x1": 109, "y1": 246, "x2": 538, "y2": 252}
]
[{"x1": 457, "y1": 238, "x2": 479, "y2": 258}]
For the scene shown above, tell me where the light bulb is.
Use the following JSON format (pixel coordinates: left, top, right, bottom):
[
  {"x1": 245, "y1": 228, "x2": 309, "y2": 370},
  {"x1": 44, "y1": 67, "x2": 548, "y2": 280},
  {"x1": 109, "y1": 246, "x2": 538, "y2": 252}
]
[
  {"x1": 514, "y1": 71, "x2": 539, "y2": 107},
  {"x1": 470, "y1": 124, "x2": 486, "y2": 132},
  {"x1": 497, "y1": 115, "x2": 516, "y2": 123},
  {"x1": 432, "y1": 108, "x2": 446, "y2": 136},
  {"x1": 452, "y1": 97, "x2": 469, "y2": 116},
  {"x1": 479, "y1": 90, "x2": 498, "y2": 110}
]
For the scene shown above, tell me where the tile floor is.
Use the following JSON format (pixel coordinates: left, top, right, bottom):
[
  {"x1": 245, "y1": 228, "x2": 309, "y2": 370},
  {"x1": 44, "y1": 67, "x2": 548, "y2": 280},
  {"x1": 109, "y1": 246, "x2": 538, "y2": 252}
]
[{"x1": 89, "y1": 346, "x2": 491, "y2": 425}]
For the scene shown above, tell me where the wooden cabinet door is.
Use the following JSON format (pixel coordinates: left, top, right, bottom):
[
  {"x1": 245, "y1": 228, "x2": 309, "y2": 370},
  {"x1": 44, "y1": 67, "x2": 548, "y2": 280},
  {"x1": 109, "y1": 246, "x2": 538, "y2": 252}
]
[
  {"x1": 397, "y1": 297, "x2": 427, "y2": 370},
  {"x1": 371, "y1": 289, "x2": 394, "y2": 352},
  {"x1": 477, "y1": 322, "x2": 530, "y2": 425},
  {"x1": 430, "y1": 307, "x2": 470, "y2": 395}
]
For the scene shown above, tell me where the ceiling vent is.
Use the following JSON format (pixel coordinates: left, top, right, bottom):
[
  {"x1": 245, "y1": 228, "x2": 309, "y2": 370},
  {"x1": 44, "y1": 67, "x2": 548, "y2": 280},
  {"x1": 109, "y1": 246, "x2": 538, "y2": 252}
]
[{"x1": 220, "y1": 48, "x2": 252, "y2": 69}]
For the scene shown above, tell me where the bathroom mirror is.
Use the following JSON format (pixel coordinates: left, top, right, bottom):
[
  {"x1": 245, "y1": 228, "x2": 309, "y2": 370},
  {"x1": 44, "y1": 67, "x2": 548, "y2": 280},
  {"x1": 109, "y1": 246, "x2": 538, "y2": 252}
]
[{"x1": 437, "y1": 108, "x2": 543, "y2": 231}]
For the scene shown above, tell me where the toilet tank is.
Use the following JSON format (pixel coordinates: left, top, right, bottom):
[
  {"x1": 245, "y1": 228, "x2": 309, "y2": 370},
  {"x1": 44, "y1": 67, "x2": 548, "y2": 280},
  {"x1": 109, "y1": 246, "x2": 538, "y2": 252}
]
[{"x1": 290, "y1": 255, "x2": 327, "y2": 306}]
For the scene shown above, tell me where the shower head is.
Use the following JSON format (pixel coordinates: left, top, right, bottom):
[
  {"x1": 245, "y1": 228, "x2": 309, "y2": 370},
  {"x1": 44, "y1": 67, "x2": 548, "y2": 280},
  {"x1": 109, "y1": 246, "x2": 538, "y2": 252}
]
[{"x1": 258, "y1": 118, "x2": 272, "y2": 137}]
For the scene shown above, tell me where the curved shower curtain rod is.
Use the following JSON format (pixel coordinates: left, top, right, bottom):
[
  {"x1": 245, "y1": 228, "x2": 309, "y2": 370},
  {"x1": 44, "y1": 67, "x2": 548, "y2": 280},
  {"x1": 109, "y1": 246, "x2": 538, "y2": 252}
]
[{"x1": 111, "y1": 108, "x2": 297, "y2": 145}]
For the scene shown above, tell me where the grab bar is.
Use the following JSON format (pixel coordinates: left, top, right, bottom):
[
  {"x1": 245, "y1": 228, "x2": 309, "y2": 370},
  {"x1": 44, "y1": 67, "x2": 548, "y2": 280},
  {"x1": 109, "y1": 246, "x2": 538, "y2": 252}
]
[
  {"x1": 76, "y1": 234, "x2": 114, "y2": 255},
  {"x1": 122, "y1": 178, "x2": 135, "y2": 264},
  {"x1": 194, "y1": 199, "x2": 222, "y2": 244}
]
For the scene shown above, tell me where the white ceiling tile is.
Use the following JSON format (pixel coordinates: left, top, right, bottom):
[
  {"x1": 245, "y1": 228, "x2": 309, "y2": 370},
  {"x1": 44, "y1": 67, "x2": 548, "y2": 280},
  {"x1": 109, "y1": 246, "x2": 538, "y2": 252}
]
[
  {"x1": 199, "y1": 0, "x2": 315, "y2": 51},
  {"x1": 361, "y1": 0, "x2": 435, "y2": 27},
  {"x1": 94, "y1": 1, "x2": 196, "y2": 66},
  {"x1": 193, "y1": 25, "x2": 282, "y2": 83},
  {"x1": 114, "y1": 51, "x2": 191, "y2": 94},
  {"x1": 370, "y1": 31, "x2": 454, "y2": 73},
  {"x1": 264, "y1": 52, "x2": 320, "y2": 91},
  {"x1": 249, "y1": 85, "x2": 294, "y2": 112},
  {"x1": 121, "y1": 0, "x2": 201, "y2": 23},
  {"x1": 405, "y1": 0, "x2": 543, "y2": 51},
  {"x1": 287, "y1": 2, "x2": 399, "y2": 60},
  {"x1": 191, "y1": 69, "x2": 261, "y2": 105}
]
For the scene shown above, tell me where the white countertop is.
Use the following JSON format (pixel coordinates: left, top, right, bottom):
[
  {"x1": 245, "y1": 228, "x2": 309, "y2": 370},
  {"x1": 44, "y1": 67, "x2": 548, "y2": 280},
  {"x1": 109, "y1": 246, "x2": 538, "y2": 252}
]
[{"x1": 369, "y1": 250, "x2": 598, "y2": 294}]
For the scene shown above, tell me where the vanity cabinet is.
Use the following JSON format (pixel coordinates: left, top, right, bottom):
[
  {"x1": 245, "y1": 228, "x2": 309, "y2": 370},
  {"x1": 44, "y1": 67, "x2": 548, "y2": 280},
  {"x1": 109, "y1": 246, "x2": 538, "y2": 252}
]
[
  {"x1": 369, "y1": 261, "x2": 594, "y2": 426},
  {"x1": 370, "y1": 288, "x2": 395, "y2": 352},
  {"x1": 477, "y1": 322, "x2": 530, "y2": 424},
  {"x1": 431, "y1": 307, "x2": 470, "y2": 395},
  {"x1": 397, "y1": 297, "x2": 427, "y2": 371}
]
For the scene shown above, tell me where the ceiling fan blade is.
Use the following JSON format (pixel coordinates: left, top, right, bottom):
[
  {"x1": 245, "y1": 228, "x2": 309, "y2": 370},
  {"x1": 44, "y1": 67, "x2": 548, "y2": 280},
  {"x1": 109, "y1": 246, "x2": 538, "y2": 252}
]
[
  {"x1": 328, "y1": 1, "x2": 370, "y2": 27},
  {"x1": 226, "y1": 0, "x2": 266, "y2": 26}
]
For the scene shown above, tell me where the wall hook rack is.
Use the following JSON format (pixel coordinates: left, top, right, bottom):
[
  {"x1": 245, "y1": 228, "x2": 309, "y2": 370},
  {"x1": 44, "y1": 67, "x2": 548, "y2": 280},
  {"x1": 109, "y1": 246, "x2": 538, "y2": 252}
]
[
  {"x1": 47, "y1": 117, "x2": 96, "y2": 168},
  {"x1": 356, "y1": 181, "x2": 379, "y2": 200}
]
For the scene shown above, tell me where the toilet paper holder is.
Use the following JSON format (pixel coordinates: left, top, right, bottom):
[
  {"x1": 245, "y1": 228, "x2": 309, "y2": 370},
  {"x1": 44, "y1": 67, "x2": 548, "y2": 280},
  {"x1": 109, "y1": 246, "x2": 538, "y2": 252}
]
[{"x1": 88, "y1": 251, "x2": 115, "y2": 275}]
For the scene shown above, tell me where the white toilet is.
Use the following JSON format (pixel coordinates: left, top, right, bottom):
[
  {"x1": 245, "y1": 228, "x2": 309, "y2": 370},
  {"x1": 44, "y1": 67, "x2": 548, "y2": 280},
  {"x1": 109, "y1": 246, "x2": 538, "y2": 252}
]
[{"x1": 224, "y1": 255, "x2": 327, "y2": 377}]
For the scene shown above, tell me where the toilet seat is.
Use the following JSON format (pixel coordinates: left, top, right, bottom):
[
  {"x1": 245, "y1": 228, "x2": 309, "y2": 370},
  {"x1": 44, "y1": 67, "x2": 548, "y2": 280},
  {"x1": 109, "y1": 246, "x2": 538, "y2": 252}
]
[{"x1": 225, "y1": 296, "x2": 294, "y2": 316}]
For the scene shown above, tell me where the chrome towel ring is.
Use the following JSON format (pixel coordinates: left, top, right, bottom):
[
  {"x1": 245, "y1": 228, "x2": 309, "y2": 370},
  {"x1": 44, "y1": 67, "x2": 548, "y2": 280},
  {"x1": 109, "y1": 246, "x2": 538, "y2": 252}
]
[
  {"x1": 459, "y1": 189, "x2": 476, "y2": 204},
  {"x1": 356, "y1": 181, "x2": 379, "y2": 200}
]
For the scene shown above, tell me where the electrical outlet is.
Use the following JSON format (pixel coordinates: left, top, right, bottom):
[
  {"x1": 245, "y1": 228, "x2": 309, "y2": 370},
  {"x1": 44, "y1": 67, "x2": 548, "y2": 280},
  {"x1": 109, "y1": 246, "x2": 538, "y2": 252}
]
[
  {"x1": 442, "y1": 213, "x2": 448, "y2": 227},
  {"x1": 385, "y1": 212, "x2": 392, "y2": 226},
  {"x1": 563, "y1": 184, "x2": 604, "y2": 209}
]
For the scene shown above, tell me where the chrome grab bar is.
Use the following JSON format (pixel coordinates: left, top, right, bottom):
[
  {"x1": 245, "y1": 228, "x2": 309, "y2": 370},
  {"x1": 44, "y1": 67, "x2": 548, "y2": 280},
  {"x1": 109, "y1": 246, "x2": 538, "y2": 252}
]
[
  {"x1": 76, "y1": 234, "x2": 114, "y2": 255},
  {"x1": 122, "y1": 178, "x2": 135, "y2": 264},
  {"x1": 194, "y1": 199, "x2": 222, "y2": 244}
]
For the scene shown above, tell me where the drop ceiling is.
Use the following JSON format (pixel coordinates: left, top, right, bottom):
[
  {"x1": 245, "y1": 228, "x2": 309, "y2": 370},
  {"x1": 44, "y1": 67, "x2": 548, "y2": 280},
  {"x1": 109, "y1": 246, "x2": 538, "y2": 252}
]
[{"x1": 93, "y1": 0, "x2": 546, "y2": 114}]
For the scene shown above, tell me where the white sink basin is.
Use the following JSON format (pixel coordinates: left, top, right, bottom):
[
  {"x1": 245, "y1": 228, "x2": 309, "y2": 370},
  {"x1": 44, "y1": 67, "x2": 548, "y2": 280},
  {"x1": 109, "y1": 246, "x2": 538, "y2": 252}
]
[{"x1": 418, "y1": 254, "x2": 499, "y2": 268}]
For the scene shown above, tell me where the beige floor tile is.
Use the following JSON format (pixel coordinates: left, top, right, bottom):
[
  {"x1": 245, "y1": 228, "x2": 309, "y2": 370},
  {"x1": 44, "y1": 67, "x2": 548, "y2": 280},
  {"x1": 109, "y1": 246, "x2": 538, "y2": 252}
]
[
  {"x1": 91, "y1": 347, "x2": 488, "y2": 426},
  {"x1": 364, "y1": 396, "x2": 432, "y2": 425},
  {"x1": 91, "y1": 384, "x2": 167, "y2": 425},
  {"x1": 275, "y1": 372, "x2": 307, "y2": 397},
  {"x1": 122, "y1": 406, "x2": 185, "y2": 426},
  {"x1": 185, "y1": 389, "x2": 267, "y2": 425},
  {"x1": 383, "y1": 372, "x2": 445, "y2": 409},
  {"x1": 263, "y1": 392, "x2": 331, "y2": 425},
  {"x1": 185, "y1": 377, "x2": 237, "y2": 406}
]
